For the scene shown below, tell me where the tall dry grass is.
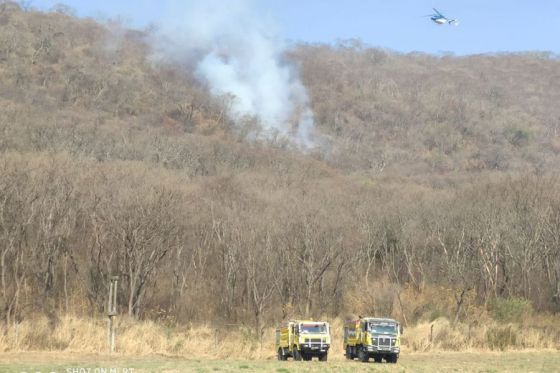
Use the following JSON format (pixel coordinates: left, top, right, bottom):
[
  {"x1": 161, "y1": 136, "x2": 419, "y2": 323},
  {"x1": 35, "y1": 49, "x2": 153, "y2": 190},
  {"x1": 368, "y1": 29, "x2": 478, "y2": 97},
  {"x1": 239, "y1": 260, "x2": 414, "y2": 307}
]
[
  {"x1": 403, "y1": 317, "x2": 560, "y2": 352},
  {"x1": 0, "y1": 316, "x2": 272, "y2": 359},
  {"x1": 0, "y1": 315, "x2": 558, "y2": 359}
]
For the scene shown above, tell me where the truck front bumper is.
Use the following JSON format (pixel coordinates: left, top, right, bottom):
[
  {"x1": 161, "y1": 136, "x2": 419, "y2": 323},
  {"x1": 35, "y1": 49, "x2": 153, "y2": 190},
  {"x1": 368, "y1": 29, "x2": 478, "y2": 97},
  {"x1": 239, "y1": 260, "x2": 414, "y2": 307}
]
[
  {"x1": 300, "y1": 344, "x2": 329, "y2": 354},
  {"x1": 365, "y1": 345, "x2": 399, "y2": 354}
]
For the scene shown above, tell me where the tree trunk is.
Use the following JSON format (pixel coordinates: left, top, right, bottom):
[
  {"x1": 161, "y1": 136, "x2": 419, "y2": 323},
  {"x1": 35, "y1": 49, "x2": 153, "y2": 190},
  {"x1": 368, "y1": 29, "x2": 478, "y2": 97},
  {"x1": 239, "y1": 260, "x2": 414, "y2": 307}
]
[
  {"x1": 453, "y1": 288, "x2": 467, "y2": 325},
  {"x1": 1, "y1": 249, "x2": 6, "y2": 301},
  {"x1": 63, "y1": 253, "x2": 69, "y2": 314}
]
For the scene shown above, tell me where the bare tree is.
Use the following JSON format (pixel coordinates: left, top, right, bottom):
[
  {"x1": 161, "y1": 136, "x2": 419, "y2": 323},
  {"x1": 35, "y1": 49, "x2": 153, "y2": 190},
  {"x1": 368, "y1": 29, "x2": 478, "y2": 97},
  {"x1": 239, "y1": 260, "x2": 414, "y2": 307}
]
[{"x1": 104, "y1": 188, "x2": 180, "y2": 317}]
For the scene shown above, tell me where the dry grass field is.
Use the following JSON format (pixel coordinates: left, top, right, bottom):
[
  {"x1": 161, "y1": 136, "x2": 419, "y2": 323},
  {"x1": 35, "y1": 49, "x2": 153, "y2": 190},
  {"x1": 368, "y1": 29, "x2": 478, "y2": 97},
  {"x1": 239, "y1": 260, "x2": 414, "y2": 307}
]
[
  {"x1": 1, "y1": 316, "x2": 558, "y2": 357},
  {"x1": 1, "y1": 351, "x2": 559, "y2": 373}
]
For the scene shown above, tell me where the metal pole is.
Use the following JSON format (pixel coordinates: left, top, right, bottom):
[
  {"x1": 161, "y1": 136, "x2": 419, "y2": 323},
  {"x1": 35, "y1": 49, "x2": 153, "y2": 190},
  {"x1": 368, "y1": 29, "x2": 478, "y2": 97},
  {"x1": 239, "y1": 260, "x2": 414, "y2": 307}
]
[
  {"x1": 107, "y1": 283, "x2": 113, "y2": 351},
  {"x1": 112, "y1": 278, "x2": 118, "y2": 314},
  {"x1": 108, "y1": 276, "x2": 118, "y2": 353}
]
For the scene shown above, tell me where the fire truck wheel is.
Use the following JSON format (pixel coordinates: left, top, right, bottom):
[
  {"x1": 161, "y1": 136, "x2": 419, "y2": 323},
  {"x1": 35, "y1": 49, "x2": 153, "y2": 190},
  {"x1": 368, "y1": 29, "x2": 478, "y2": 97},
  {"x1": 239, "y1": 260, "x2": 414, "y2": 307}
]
[
  {"x1": 358, "y1": 347, "x2": 369, "y2": 362},
  {"x1": 373, "y1": 356, "x2": 382, "y2": 363},
  {"x1": 293, "y1": 348, "x2": 302, "y2": 361},
  {"x1": 345, "y1": 346, "x2": 353, "y2": 359},
  {"x1": 319, "y1": 353, "x2": 328, "y2": 362}
]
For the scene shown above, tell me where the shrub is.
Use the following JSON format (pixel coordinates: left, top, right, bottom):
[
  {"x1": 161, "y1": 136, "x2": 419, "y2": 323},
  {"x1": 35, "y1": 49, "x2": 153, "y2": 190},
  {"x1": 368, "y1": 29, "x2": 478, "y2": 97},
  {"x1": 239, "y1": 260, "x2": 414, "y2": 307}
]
[
  {"x1": 486, "y1": 325, "x2": 518, "y2": 351},
  {"x1": 504, "y1": 127, "x2": 531, "y2": 147},
  {"x1": 488, "y1": 297, "x2": 533, "y2": 323}
]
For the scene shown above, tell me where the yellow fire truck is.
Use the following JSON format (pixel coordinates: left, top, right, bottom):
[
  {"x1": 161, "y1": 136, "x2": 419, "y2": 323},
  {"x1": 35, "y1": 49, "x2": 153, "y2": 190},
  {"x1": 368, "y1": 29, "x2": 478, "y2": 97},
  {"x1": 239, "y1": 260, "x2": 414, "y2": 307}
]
[
  {"x1": 343, "y1": 317, "x2": 401, "y2": 363},
  {"x1": 275, "y1": 320, "x2": 331, "y2": 361}
]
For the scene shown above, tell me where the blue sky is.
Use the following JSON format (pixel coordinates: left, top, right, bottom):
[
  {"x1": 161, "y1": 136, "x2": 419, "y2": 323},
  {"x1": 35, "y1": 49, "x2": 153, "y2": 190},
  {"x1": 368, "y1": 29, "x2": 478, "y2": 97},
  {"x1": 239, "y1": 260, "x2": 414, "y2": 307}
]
[{"x1": 32, "y1": 0, "x2": 560, "y2": 55}]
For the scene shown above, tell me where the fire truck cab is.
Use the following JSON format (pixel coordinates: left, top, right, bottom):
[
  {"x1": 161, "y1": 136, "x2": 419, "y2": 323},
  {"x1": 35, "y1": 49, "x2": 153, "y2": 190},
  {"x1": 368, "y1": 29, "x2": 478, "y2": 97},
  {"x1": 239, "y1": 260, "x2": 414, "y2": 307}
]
[
  {"x1": 343, "y1": 317, "x2": 401, "y2": 363},
  {"x1": 275, "y1": 320, "x2": 331, "y2": 361}
]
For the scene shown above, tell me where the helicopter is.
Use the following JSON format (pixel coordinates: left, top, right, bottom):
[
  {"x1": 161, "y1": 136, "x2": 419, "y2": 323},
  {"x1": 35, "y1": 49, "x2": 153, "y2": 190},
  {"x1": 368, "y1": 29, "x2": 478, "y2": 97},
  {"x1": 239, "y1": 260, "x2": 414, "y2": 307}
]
[{"x1": 425, "y1": 8, "x2": 459, "y2": 26}]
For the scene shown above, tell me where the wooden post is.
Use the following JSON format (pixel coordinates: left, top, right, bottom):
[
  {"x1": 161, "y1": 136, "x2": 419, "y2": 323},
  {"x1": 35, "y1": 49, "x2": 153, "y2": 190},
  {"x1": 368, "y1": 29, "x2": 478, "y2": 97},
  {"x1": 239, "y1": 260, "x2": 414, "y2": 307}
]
[
  {"x1": 430, "y1": 323, "x2": 434, "y2": 344},
  {"x1": 108, "y1": 276, "x2": 119, "y2": 353},
  {"x1": 14, "y1": 321, "x2": 19, "y2": 348}
]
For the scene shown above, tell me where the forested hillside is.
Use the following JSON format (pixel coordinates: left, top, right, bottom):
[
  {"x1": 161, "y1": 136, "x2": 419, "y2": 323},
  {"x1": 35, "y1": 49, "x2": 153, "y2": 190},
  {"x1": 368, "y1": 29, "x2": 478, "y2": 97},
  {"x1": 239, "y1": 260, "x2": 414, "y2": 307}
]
[
  {"x1": 1, "y1": 2, "x2": 560, "y2": 344},
  {"x1": 297, "y1": 43, "x2": 560, "y2": 176}
]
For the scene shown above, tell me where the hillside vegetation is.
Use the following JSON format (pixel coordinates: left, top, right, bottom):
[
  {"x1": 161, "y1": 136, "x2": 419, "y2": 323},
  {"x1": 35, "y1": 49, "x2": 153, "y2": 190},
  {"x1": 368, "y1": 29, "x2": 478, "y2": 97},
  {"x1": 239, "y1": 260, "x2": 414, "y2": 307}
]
[
  {"x1": 296, "y1": 43, "x2": 560, "y2": 175},
  {"x1": 1, "y1": 2, "x2": 560, "y2": 351}
]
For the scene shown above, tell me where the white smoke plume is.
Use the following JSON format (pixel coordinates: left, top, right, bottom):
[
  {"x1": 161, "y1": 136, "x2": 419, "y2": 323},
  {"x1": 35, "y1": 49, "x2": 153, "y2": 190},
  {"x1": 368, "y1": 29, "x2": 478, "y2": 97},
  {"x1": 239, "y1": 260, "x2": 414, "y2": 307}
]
[{"x1": 150, "y1": 0, "x2": 317, "y2": 148}]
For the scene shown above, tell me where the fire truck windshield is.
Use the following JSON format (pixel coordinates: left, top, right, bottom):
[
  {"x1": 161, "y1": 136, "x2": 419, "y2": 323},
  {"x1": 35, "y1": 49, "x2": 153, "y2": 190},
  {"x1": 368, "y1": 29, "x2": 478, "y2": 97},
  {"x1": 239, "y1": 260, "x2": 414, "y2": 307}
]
[
  {"x1": 300, "y1": 324, "x2": 328, "y2": 334},
  {"x1": 368, "y1": 323, "x2": 397, "y2": 334}
]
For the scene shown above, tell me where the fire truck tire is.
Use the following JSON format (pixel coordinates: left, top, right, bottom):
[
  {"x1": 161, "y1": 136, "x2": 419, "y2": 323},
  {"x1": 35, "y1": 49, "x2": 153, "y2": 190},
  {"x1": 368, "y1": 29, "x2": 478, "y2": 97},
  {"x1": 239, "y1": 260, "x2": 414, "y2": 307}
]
[
  {"x1": 293, "y1": 348, "x2": 302, "y2": 361},
  {"x1": 387, "y1": 355, "x2": 398, "y2": 364},
  {"x1": 373, "y1": 356, "x2": 382, "y2": 363},
  {"x1": 345, "y1": 345, "x2": 353, "y2": 359},
  {"x1": 358, "y1": 347, "x2": 369, "y2": 362},
  {"x1": 319, "y1": 353, "x2": 328, "y2": 362}
]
